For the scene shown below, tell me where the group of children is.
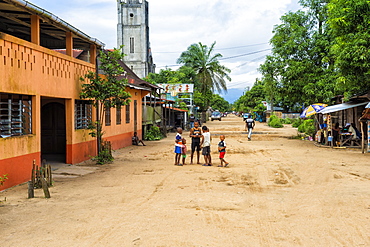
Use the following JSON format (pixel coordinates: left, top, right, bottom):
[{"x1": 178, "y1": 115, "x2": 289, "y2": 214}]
[{"x1": 174, "y1": 124, "x2": 229, "y2": 167}]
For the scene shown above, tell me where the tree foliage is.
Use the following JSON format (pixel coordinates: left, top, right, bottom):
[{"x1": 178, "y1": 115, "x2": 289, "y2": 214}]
[
  {"x1": 177, "y1": 42, "x2": 231, "y2": 110},
  {"x1": 209, "y1": 94, "x2": 231, "y2": 112},
  {"x1": 80, "y1": 48, "x2": 131, "y2": 159},
  {"x1": 145, "y1": 66, "x2": 196, "y2": 85},
  {"x1": 234, "y1": 80, "x2": 267, "y2": 112},
  {"x1": 258, "y1": 0, "x2": 341, "y2": 110},
  {"x1": 327, "y1": 0, "x2": 370, "y2": 97}
]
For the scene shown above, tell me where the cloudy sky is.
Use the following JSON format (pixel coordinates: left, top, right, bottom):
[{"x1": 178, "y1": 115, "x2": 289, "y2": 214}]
[{"x1": 30, "y1": 0, "x2": 301, "y2": 102}]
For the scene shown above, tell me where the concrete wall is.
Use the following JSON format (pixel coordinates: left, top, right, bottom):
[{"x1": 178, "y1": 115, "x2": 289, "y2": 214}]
[{"x1": 0, "y1": 33, "x2": 146, "y2": 190}]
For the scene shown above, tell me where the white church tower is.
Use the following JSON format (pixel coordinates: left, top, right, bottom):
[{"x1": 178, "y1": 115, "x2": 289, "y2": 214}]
[{"x1": 117, "y1": 0, "x2": 155, "y2": 78}]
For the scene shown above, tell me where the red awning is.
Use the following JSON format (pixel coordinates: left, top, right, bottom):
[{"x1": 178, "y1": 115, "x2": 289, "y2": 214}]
[{"x1": 164, "y1": 106, "x2": 188, "y2": 112}]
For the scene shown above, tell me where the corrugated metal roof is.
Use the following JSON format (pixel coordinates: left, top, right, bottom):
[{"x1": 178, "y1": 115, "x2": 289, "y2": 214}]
[
  {"x1": 0, "y1": 0, "x2": 105, "y2": 49},
  {"x1": 127, "y1": 83, "x2": 151, "y2": 91},
  {"x1": 164, "y1": 106, "x2": 188, "y2": 112},
  {"x1": 319, "y1": 102, "x2": 369, "y2": 114}
]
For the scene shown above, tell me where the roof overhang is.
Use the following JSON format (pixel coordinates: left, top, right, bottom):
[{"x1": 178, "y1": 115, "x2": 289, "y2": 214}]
[
  {"x1": 127, "y1": 83, "x2": 151, "y2": 92},
  {"x1": 164, "y1": 106, "x2": 188, "y2": 112},
  {"x1": 0, "y1": 0, "x2": 104, "y2": 49},
  {"x1": 319, "y1": 102, "x2": 369, "y2": 114}
]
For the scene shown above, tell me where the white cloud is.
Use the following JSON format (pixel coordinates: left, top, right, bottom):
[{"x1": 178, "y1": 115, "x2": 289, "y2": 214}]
[{"x1": 30, "y1": 0, "x2": 300, "y2": 93}]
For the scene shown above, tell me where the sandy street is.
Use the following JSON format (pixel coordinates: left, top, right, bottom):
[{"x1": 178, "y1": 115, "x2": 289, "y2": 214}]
[{"x1": 1, "y1": 114, "x2": 370, "y2": 247}]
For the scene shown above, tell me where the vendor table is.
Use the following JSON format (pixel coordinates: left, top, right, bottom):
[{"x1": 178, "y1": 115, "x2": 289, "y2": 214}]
[{"x1": 339, "y1": 133, "x2": 354, "y2": 146}]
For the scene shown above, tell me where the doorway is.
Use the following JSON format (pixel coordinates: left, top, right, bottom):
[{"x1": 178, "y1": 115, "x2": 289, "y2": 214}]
[
  {"x1": 134, "y1": 100, "x2": 138, "y2": 132},
  {"x1": 41, "y1": 101, "x2": 66, "y2": 163}
]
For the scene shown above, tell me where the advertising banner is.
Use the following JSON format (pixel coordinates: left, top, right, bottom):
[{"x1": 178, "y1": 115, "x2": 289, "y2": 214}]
[{"x1": 158, "y1": 84, "x2": 194, "y2": 94}]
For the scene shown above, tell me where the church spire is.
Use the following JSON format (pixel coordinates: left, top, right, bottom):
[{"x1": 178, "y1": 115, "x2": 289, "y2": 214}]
[{"x1": 117, "y1": 0, "x2": 155, "y2": 78}]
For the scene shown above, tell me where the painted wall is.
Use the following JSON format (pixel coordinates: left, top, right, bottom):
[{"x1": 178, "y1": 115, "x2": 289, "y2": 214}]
[
  {"x1": 103, "y1": 88, "x2": 145, "y2": 149},
  {"x1": 0, "y1": 33, "x2": 149, "y2": 190}
]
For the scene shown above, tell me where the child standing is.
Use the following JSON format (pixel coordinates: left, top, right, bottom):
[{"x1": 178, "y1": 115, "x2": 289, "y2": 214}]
[
  {"x1": 201, "y1": 126, "x2": 212, "y2": 166},
  {"x1": 182, "y1": 138, "x2": 187, "y2": 165},
  {"x1": 174, "y1": 127, "x2": 183, "y2": 166},
  {"x1": 218, "y1": 135, "x2": 229, "y2": 167}
]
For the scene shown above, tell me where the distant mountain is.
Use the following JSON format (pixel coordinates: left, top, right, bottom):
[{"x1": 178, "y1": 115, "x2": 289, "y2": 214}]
[{"x1": 217, "y1": 88, "x2": 244, "y2": 104}]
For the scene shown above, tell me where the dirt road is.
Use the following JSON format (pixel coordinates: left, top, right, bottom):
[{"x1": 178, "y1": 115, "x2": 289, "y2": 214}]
[{"x1": 1, "y1": 115, "x2": 370, "y2": 246}]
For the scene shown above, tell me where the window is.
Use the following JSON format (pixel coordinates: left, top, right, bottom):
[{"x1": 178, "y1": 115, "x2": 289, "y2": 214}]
[
  {"x1": 0, "y1": 93, "x2": 32, "y2": 137},
  {"x1": 75, "y1": 100, "x2": 92, "y2": 129},
  {"x1": 116, "y1": 106, "x2": 122, "y2": 125},
  {"x1": 126, "y1": 103, "x2": 130, "y2": 123},
  {"x1": 105, "y1": 106, "x2": 111, "y2": 126},
  {"x1": 130, "y1": 37, "x2": 134, "y2": 53}
]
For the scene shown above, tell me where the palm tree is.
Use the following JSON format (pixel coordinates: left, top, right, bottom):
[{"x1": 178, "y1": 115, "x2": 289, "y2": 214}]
[{"x1": 177, "y1": 42, "x2": 231, "y2": 95}]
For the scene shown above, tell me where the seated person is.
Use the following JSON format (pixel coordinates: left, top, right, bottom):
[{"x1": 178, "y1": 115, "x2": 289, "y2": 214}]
[
  {"x1": 132, "y1": 132, "x2": 146, "y2": 146},
  {"x1": 351, "y1": 123, "x2": 362, "y2": 139},
  {"x1": 342, "y1": 123, "x2": 350, "y2": 133}
]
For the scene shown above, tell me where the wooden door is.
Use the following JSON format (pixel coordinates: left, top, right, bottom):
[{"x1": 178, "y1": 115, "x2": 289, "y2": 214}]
[{"x1": 41, "y1": 102, "x2": 66, "y2": 154}]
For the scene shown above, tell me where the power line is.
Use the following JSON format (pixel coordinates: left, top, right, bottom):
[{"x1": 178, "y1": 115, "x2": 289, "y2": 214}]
[
  {"x1": 156, "y1": 64, "x2": 181, "y2": 69},
  {"x1": 216, "y1": 42, "x2": 268, "y2": 51},
  {"x1": 232, "y1": 55, "x2": 269, "y2": 69},
  {"x1": 153, "y1": 42, "x2": 269, "y2": 54},
  {"x1": 156, "y1": 50, "x2": 270, "y2": 69},
  {"x1": 227, "y1": 81, "x2": 251, "y2": 86},
  {"x1": 219, "y1": 48, "x2": 271, "y2": 61}
]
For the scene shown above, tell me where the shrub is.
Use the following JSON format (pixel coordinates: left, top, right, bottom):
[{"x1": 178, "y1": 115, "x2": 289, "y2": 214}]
[
  {"x1": 268, "y1": 115, "x2": 283, "y2": 128},
  {"x1": 94, "y1": 149, "x2": 113, "y2": 165},
  {"x1": 281, "y1": 118, "x2": 293, "y2": 124},
  {"x1": 0, "y1": 174, "x2": 8, "y2": 187},
  {"x1": 145, "y1": 125, "x2": 162, "y2": 141},
  {"x1": 292, "y1": 118, "x2": 304, "y2": 128},
  {"x1": 93, "y1": 141, "x2": 113, "y2": 165},
  {"x1": 297, "y1": 119, "x2": 315, "y2": 136}
]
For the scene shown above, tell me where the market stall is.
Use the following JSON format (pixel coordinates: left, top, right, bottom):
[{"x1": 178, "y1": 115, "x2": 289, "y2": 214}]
[
  {"x1": 359, "y1": 103, "x2": 370, "y2": 153},
  {"x1": 318, "y1": 101, "x2": 369, "y2": 147}
]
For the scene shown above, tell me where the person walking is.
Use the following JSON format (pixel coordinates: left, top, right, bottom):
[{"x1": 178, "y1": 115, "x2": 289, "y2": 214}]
[
  {"x1": 245, "y1": 115, "x2": 255, "y2": 141},
  {"x1": 218, "y1": 135, "x2": 229, "y2": 167}
]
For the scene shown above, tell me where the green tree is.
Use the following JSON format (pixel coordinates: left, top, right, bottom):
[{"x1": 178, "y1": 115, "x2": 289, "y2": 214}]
[
  {"x1": 145, "y1": 66, "x2": 196, "y2": 85},
  {"x1": 260, "y1": 1, "x2": 338, "y2": 109},
  {"x1": 259, "y1": 56, "x2": 281, "y2": 111},
  {"x1": 328, "y1": 0, "x2": 370, "y2": 97},
  {"x1": 193, "y1": 91, "x2": 212, "y2": 112},
  {"x1": 209, "y1": 94, "x2": 230, "y2": 112},
  {"x1": 80, "y1": 48, "x2": 131, "y2": 163},
  {"x1": 177, "y1": 42, "x2": 231, "y2": 109},
  {"x1": 234, "y1": 80, "x2": 267, "y2": 112}
]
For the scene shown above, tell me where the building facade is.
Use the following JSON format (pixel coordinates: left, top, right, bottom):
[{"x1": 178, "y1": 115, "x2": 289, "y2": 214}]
[
  {"x1": 117, "y1": 0, "x2": 155, "y2": 78},
  {"x1": 0, "y1": 0, "x2": 153, "y2": 190}
]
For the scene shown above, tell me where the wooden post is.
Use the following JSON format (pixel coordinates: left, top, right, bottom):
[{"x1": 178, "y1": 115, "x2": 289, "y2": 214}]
[
  {"x1": 361, "y1": 121, "x2": 365, "y2": 154},
  {"x1": 41, "y1": 178, "x2": 50, "y2": 199},
  {"x1": 28, "y1": 181, "x2": 34, "y2": 199},
  {"x1": 47, "y1": 164, "x2": 52, "y2": 187},
  {"x1": 30, "y1": 15, "x2": 40, "y2": 45},
  {"x1": 31, "y1": 160, "x2": 36, "y2": 185},
  {"x1": 35, "y1": 165, "x2": 40, "y2": 188}
]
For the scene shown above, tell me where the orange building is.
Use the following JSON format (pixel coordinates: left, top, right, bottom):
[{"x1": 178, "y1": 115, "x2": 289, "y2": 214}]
[{"x1": 0, "y1": 0, "x2": 154, "y2": 190}]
